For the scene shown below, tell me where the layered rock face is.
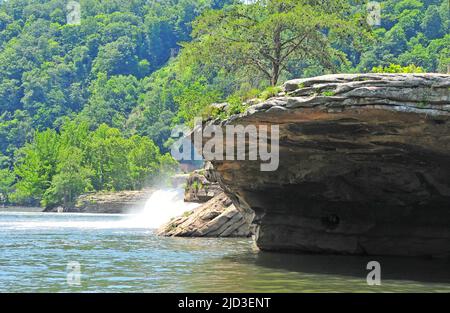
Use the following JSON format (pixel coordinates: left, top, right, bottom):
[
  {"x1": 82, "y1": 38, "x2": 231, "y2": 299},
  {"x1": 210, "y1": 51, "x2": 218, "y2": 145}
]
[
  {"x1": 200, "y1": 73, "x2": 450, "y2": 257},
  {"x1": 157, "y1": 192, "x2": 253, "y2": 237}
]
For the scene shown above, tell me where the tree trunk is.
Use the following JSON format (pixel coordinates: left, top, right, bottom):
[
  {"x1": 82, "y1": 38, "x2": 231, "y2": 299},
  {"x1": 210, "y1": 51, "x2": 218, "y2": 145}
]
[
  {"x1": 63, "y1": 190, "x2": 68, "y2": 209},
  {"x1": 271, "y1": 64, "x2": 280, "y2": 86},
  {"x1": 271, "y1": 25, "x2": 282, "y2": 86}
]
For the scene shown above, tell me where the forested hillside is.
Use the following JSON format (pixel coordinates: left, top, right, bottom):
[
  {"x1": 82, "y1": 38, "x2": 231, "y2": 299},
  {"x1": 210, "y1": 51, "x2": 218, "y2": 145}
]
[
  {"x1": 0, "y1": 0, "x2": 448, "y2": 207},
  {"x1": 0, "y1": 0, "x2": 227, "y2": 206}
]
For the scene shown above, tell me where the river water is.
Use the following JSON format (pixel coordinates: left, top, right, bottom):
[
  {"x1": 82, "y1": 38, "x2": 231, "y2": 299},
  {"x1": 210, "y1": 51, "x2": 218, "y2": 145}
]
[{"x1": 0, "y1": 211, "x2": 449, "y2": 293}]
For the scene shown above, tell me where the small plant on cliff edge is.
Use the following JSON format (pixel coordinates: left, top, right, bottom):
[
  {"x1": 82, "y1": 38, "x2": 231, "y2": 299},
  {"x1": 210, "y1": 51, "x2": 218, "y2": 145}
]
[
  {"x1": 192, "y1": 180, "x2": 203, "y2": 193},
  {"x1": 226, "y1": 95, "x2": 247, "y2": 115},
  {"x1": 167, "y1": 222, "x2": 177, "y2": 232},
  {"x1": 321, "y1": 90, "x2": 336, "y2": 97},
  {"x1": 202, "y1": 94, "x2": 248, "y2": 121},
  {"x1": 259, "y1": 86, "x2": 282, "y2": 101}
]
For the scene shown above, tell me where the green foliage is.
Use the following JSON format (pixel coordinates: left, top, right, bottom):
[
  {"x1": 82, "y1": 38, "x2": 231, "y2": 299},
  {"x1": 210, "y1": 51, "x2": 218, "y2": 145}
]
[
  {"x1": 12, "y1": 129, "x2": 61, "y2": 205},
  {"x1": 11, "y1": 120, "x2": 175, "y2": 207},
  {"x1": 174, "y1": 80, "x2": 222, "y2": 125},
  {"x1": 0, "y1": 0, "x2": 224, "y2": 136},
  {"x1": 0, "y1": 168, "x2": 15, "y2": 203},
  {"x1": 42, "y1": 146, "x2": 94, "y2": 208},
  {"x1": 0, "y1": 110, "x2": 33, "y2": 159},
  {"x1": 191, "y1": 180, "x2": 202, "y2": 192},
  {"x1": 81, "y1": 73, "x2": 142, "y2": 129},
  {"x1": 183, "y1": 0, "x2": 370, "y2": 86},
  {"x1": 371, "y1": 63, "x2": 425, "y2": 73},
  {"x1": 321, "y1": 90, "x2": 336, "y2": 97},
  {"x1": 259, "y1": 86, "x2": 282, "y2": 101},
  {"x1": 358, "y1": 0, "x2": 449, "y2": 72},
  {"x1": 92, "y1": 36, "x2": 139, "y2": 76},
  {"x1": 225, "y1": 95, "x2": 247, "y2": 115},
  {"x1": 202, "y1": 94, "x2": 248, "y2": 121},
  {"x1": 1, "y1": 0, "x2": 449, "y2": 206}
]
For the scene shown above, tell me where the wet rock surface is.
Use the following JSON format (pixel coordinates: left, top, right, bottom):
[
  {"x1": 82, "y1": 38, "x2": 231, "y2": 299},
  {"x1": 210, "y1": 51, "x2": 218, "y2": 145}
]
[{"x1": 199, "y1": 73, "x2": 450, "y2": 257}]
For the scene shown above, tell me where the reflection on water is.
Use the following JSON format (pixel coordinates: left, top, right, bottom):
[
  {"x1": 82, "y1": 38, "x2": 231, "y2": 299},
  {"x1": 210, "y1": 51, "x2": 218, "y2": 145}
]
[{"x1": 0, "y1": 212, "x2": 449, "y2": 292}]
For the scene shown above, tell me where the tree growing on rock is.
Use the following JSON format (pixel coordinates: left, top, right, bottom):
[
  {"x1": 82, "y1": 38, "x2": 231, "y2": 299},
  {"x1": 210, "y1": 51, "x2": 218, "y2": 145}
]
[{"x1": 182, "y1": 0, "x2": 369, "y2": 86}]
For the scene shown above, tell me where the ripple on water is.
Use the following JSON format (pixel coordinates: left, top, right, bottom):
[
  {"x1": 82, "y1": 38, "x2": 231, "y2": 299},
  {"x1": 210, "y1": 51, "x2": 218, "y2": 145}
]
[{"x1": 0, "y1": 212, "x2": 449, "y2": 292}]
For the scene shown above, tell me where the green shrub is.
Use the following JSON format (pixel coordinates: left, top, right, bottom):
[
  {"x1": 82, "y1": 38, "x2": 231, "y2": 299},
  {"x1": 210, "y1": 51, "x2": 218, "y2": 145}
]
[
  {"x1": 259, "y1": 86, "x2": 282, "y2": 100},
  {"x1": 321, "y1": 90, "x2": 335, "y2": 97},
  {"x1": 226, "y1": 95, "x2": 247, "y2": 115},
  {"x1": 371, "y1": 64, "x2": 424, "y2": 73}
]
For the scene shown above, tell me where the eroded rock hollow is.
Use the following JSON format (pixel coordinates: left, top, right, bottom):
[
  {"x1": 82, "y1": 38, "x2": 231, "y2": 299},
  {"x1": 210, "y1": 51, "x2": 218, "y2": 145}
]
[{"x1": 197, "y1": 73, "x2": 450, "y2": 258}]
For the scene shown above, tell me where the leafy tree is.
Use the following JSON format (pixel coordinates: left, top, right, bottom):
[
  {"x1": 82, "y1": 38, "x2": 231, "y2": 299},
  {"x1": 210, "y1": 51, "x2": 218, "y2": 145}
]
[
  {"x1": 174, "y1": 80, "x2": 222, "y2": 124},
  {"x1": 81, "y1": 73, "x2": 141, "y2": 129},
  {"x1": 127, "y1": 135, "x2": 160, "y2": 189},
  {"x1": 92, "y1": 36, "x2": 139, "y2": 76},
  {"x1": 182, "y1": 0, "x2": 368, "y2": 86},
  {"x1": 0, "y1": 110, "x2": 33, "y2": 159},
  {"x1": 10, "y1": 119, "x2": 173, "y2": 207},
  {"x1": 42, "y1": 146, "x2": 93, "y2": 208},
  {"x1": 12, "y1": 129, "x2": 60, "y2": 205},
  {"x1": 0, "y1": 168, "x2": 15, "y2": 203},
  {"x1": 421, "y1": 5, "x2": 444, "y2": 39}
]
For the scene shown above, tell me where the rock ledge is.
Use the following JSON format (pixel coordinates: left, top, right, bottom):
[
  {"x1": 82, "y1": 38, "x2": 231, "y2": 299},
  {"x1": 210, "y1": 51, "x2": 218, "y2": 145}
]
[{"x1": 200, "y1": 73, "x2": 450, "y2": 257}]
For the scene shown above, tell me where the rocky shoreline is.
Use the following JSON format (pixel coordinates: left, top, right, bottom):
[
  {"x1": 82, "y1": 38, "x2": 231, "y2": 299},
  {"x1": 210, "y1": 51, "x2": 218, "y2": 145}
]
[
  {"x1": 44, "y1": 174, "x2": 190, "y2": 214},
  {"x1": 43, "y1": 189, "x2": 153, "y2": 214}
]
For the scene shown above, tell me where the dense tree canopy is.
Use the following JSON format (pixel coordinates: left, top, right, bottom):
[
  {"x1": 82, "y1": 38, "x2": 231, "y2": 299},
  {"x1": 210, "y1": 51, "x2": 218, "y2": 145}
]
[
  {"x1": 12, "y1": 120, "x2": 177, "y2": 207},
  {"x1": 0, "y1": 0, "x2": 448, "y2": 207},
  {"x1": 0, "y1": 0, "x2": 227, "y2": 151}
]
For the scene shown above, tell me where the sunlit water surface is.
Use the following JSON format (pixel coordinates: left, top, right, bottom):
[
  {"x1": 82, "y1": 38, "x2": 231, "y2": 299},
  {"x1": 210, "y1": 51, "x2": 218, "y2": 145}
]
[{"x1": 0, "y1": 211, "x2": 449, "y2": 293}]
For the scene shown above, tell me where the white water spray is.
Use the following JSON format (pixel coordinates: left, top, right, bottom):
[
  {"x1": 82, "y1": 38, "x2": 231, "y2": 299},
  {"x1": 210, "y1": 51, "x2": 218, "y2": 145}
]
[
  {"x1": 0, "y1": 189, "x2": 199, "y2": 230},
  {"x1": 128, "y1": 189, "x2": 199, "y2": 229}
]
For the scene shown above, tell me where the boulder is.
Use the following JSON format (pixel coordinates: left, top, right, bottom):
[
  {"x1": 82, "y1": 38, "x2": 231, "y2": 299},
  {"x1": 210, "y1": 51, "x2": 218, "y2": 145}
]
[
  {"x1": 70, "y1": 189, "x2": 152, "y2": 213},
  {"x1": 184, "y1": 166, "x2": 223, "y2": 203},
  {"x1": 157, "y1": 192, "x2": 254, "y2": 237}
]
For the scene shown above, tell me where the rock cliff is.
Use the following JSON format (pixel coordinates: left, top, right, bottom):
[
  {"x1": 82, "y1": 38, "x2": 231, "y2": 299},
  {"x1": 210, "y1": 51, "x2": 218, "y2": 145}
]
[{"x1": 197, "y1": 73, "x2": 450, "y2": 257}]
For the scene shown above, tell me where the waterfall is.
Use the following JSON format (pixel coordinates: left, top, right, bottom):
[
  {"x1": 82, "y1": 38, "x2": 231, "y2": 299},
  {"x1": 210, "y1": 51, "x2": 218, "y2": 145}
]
[
  {"x1": 0, "y1": 189, "x2": 198, "y2": 230},
  {"x1": 128, "y1": 189, "x2": 199, "y2": 229}
]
